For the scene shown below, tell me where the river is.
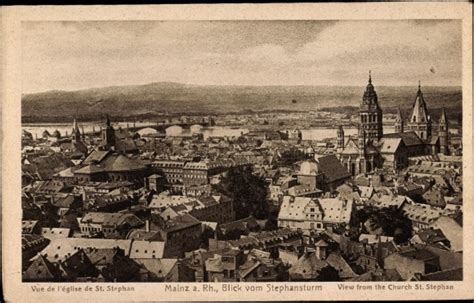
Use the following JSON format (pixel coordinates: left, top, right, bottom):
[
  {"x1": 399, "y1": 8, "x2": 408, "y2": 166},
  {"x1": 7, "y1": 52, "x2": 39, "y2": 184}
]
[{"x1": 23, "y1": 122, "x2": 398, "y2": 141}]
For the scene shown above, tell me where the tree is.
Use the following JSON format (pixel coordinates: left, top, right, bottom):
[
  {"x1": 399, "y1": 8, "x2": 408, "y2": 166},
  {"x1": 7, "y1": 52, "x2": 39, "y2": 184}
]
[
  {"x1": 366, "y1": 206, "x2": 413, "y2": 244},
  {"x1": 200, "y1": 226, "x2": 215, "y2": 249},
  {"x1": 215, "y1": 166, "x2": 269, "y2": 220},
  {"x1": 316, "y1": 265, "x2": 341, "y2": 281},
  {"x1": 278, "y1": 149, "x2": 306, "y2": 166}
]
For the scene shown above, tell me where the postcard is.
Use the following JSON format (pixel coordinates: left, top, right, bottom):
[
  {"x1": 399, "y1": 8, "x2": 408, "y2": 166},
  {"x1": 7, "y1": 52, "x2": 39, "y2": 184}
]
[{"x1": 1, "y1": 3, "x2": 473, "y2": 301}]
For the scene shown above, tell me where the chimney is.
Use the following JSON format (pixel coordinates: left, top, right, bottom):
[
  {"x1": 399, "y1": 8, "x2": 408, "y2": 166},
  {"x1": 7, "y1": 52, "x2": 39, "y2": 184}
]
[{"x1": 145, "y1": 220, "x2": 150, "y2": 232}]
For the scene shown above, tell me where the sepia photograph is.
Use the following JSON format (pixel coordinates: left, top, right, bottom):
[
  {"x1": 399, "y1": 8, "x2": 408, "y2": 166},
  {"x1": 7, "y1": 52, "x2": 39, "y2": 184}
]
[
  {"x1": 2, "y1": 3, "x2": 473, "y2": 302},
  {"x1": 19, "y1": 18, "x2": 464, "y2": 283}
]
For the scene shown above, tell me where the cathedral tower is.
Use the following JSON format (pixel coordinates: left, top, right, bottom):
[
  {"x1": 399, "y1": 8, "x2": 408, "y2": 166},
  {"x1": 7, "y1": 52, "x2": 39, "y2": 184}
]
[
  {"x1": 357, "y1": 126, "x2": 366, "y2": 174},
  {"x1": 407, "y1": 81, "x2": 432, "y2": 141},
  {"x1": 439, "y1": 108, "x2": 449, "y2": 155},
  {"x1": 359, "y1": 71, "x2": 383, "y2": 142}
]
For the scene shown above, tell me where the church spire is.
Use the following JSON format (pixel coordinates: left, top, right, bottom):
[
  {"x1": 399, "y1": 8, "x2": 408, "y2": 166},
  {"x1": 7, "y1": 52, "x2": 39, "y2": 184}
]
[
  {"x1": 407, "y1": 81, "x2": 432, "y2": 141},
  {"x1": 439, "y1": 107, "x2": 448, "y2": 124},
  {"x1": 72, "y1": 117, "x2": 81, "y2": 143},
  {"x1": 368, "y1": 70, "x2": 372, "y2": 84},
  {"x1": 439, "y1": 107, "x2": 449, "y2": 155},
  {"x1": 395, "y1": 106, "x2": 404, "y2": 133}
]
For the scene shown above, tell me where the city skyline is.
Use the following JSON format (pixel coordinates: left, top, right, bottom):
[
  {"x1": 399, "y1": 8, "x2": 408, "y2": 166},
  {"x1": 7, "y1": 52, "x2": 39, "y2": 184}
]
[{"x1": 22, "y1": 20, "x2": 462, "y2": 94}]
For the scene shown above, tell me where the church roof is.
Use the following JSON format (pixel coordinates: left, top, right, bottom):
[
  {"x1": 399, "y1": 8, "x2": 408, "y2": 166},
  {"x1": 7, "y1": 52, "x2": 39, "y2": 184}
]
[
  {"x1": 102, "y1": 154, "x2": 146, "y2": 172},
  {"x1": 83, "y1": 150, "x2": 110, "y2": 165},
  {"x1": 74, "y1": 164, "x2": 105, "y2": 174},
  {"x1": 360, "y1": 71, "x2": 381, "y2": 112},
  {"x1": 439, "y1": 108, "x2": 448, "y2": 124},
  {"x1": 409, "y1": 83, "x2": 430, "y2": 124},
  {"x1": 341, "y1": 138, "x2": 360, "y2": 155},
  {"x1": 377, "y1": 137, "x2": 403, "y2": 154},
  {"x1": 383, "y1": 131, "x2": 424, "y2": 147}
]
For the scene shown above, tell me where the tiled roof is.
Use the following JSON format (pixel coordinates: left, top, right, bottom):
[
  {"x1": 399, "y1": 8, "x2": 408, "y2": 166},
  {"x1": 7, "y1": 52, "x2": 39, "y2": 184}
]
[
  {"x1": 278, "y1": 196, "x2": 352, "y2": 224},
  {"x1": 41, "y1": 228, "x2": 71, "y2": 240},
  {"x1": 383, "y1": 131, "x2": 424, "y2": 147},
  {"x1": 316, "y1": 155, "x2": 351, "y2": 182},
  {"x1": 399, "y1": 248, "x2": 438, "y2": 261},
  {"x1": 102, "y1": 154, "x2": 146, "y2": 172},
  {"x1": 81, "y1": 212, "x2": 143, "y2": 228},
  {"x1": 36, "y1": 238, "x2": 133, "y2": 262},
  {"x1": 83, "y1": 150, "x2": 110, "y2": 165},
  {"x1": 74, "y1": 164, "x2": 105, "y2": 174},
  {"x1": 136, "y1": 258, "x2": 178, "y2": 278},
  {"x1": 129, "y1": 240, "x2": 165, "y2": 259}
]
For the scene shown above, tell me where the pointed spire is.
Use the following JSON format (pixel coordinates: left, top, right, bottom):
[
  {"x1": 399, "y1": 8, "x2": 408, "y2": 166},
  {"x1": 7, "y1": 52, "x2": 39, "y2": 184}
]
[
  {"x1": 418, "y1": 80, "x2": 421, "y2": 91},
  {"x1": 368, "y1": 70, "x2": 372, "y2": 84},
  {"x1": 440, "y1": 107, "x2": 448, "y2": 124},
  {"x1": 73, "y1": 117, "x2": 79, "y2": 131},
  {"x1": 396, "y1": 106, "x2": 403, "y2": 121}
]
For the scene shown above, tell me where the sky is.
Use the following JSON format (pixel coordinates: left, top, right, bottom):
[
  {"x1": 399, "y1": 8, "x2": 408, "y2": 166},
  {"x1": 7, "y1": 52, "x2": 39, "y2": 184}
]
[{"x1": 22, "y1": 20, "x2": 462, "y2": 93}]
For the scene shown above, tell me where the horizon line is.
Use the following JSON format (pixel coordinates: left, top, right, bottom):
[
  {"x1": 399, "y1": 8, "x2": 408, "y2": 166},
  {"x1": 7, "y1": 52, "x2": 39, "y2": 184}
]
[{"x1": 23, "y1": 81, "x2": 463, "y2": 95}]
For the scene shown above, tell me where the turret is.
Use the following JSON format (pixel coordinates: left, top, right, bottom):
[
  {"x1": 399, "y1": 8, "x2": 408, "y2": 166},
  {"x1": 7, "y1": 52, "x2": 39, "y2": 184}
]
[
  {"x1": 337, "y1": 125, "x2": 345, "y2": 149},
  {"x1": 395, "y1": 106, "x2": 404, "y2": 133},
  {"x1": 72, "y1": 118, "x2": 81, "y2": 144},
  {"x1": 101, "y1": 114, "x2": 116, "y2": 150},
  {"x1": 439, "y1": 108, "x2": 449, "y2": 155}
]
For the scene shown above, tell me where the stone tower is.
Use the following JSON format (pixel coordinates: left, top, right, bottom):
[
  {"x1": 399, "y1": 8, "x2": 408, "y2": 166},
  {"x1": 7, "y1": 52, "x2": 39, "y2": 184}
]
[
  {"x1": 407, "y1": 81, "x2": 432, "y2": 141},
  {"x1": 359, "y1": 71, "x2": 383, "y2": 142},
  {"x1": 337, "y1": 125, "x2": 345, "y2": 149},
  {"x1": 439, "y1": 108, "x2": 449, "y2": 155},
  {"x1": 102, "y1": 115, "x2": 116, "y2": 150},
  {"x1": 71, "y1": 118, "x2": 82, "y2": 144},
  {"x1": 394, "y1": 106, "x2": 404, "y2": 133},
  {"x1": 357, "y1": 126, "x2": 366, "y2": 175}
]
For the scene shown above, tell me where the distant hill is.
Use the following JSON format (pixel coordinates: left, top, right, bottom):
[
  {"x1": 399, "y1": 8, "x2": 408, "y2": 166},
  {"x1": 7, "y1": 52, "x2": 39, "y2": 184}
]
[{"x1": 22, "y1": 82, "x2": 462, "y2": 122}]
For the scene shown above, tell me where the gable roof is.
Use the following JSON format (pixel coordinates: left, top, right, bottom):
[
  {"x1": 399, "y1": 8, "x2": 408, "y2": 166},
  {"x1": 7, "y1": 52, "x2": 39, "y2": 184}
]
[
  {"x1": 377, "y1": 137, "x2": 403, "y2": 154},
  {"x1": 316, "y1": 155, "x2": 351, "y2": 182},
  {"x1": 383, "y1": 131, "x2": 424, "y2": 147},
  {"x1": 36, "y1": 238, "x2": 133, "y2": 262}
]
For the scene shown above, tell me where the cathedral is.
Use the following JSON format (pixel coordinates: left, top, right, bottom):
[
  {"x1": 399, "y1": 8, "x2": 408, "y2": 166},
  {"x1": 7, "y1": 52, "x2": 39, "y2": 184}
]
[{"x1": 336, "y1": 72, "x2": 449, "y2": 176}]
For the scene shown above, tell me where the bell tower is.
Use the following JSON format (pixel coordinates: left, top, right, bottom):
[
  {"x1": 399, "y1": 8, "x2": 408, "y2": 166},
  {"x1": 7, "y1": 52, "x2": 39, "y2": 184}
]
[
  {"x1": 394, "y1": 106, "x2": 404, "y2": 133},
  {"x1": 71, "y1": 117, "x2": 82, "y2": 144},
  {"x1": 102, "y1": 115, "x2": 116, "y2": 150},
  {"x1": 407, "y1": 81, "x2": 432, "y2": 141},
  {"x1": 439, "y1": 108, "x2": 449, "y2": 155},
  {"x1": 337, "y1": 125, "x2": 345, "y2": 149}
]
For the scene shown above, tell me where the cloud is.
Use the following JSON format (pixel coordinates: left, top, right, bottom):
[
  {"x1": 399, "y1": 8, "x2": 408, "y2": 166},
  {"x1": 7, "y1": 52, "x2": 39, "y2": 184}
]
[{"x1": 21, "y1": 20, "x2": 462, "y2": 92}]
